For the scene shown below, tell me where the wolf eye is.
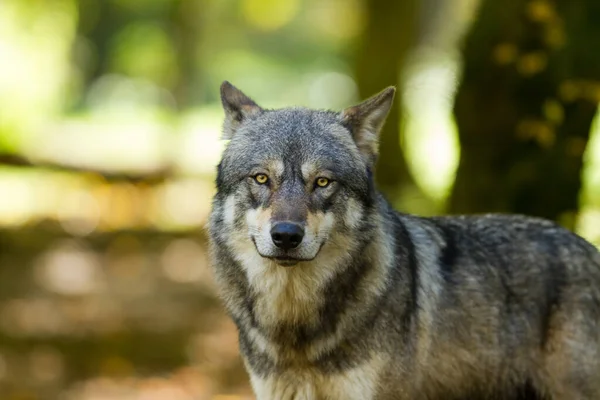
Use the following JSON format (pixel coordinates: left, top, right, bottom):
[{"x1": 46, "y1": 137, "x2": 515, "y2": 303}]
[
  {"x1": 254, "y1": 174, "x2": 269, "y2": 185},
  {"x1": 316, "y1": 177, "x2": 330, "y2": 188}
]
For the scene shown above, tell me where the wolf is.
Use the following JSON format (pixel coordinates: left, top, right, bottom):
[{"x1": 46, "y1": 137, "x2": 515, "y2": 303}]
[{"x1": 207, "y1": 81, "x2": 600, "y2": 400}]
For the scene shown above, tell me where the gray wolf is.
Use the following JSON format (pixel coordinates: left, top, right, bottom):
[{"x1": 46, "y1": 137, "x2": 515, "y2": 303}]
[{"x1": 207, "y1": 81, "x2": 600, "y2": 400}]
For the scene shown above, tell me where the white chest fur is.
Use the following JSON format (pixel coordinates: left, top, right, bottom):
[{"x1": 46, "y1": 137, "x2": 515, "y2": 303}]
[{"x1": 248, "y1": 356, "x2": 386, "y2": 400}]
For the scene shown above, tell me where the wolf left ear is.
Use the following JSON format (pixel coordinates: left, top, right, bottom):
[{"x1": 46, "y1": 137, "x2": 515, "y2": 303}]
[
  {"x1": 340, "y1": 86, "x2": 396, "y2": 163},
  {"x1": 220, "y1": 81, "x2": 263, "y2": 139}
]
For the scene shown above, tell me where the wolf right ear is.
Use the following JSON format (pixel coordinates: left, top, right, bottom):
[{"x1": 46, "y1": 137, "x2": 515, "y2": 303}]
[
  {"x1": 340, "y1": 86, "x2": 396, "y2": 164},
  {"x1": 220, "y1": 81, "x2": 263, "y2": 139}
]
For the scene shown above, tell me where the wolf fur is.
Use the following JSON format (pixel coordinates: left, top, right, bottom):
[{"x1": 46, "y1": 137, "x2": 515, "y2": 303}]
[{"x1": 208, "y1": 81, "x2": 600, "y2": 400}]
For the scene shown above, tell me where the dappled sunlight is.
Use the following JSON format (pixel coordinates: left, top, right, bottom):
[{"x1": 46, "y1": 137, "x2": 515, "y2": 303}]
[
  {"x1": 307, "y1": 71, "x2": 359, "y2": 109},
  {"x1": 242, "y1": 0, "x2": 300, "y2": 32},
  {"x1": 34, "y1": 240, "x2": 104, "y2": 296},
  {"x1": 27, "y1": 114, "x2": 171, "y2": 174},
  {"x1": 109, "y1": 22, "x2": 178, "y2": 87},
  {"x1": 1, "y1": 298, "x2": 67, "y2": 336},
  {"x1": 62, "y1": 367, "x2": 254, "y2": 400},
  {"x1": 160, "y1": 239, "x2": 212, "y2": 286},
  {"x1": 0, "y1": 170, "x2": 38, "y2": 226},
  {"x1": 577, "y1": 207, "x2": 600, "y2": 247},
  {"x1": 29, "y1": 346, "x2": 66, "y2": 385},
  {"x1": 0, "y1": 0, "x2": 76, "y2": 150},
  {"x1": 176, "y1": 107, "x2": 226, "y2": 175},
  {"x1": 85, "y1": 74, "x2": 177, "y2": 113},
  {"x1": 153, "y1": 178, "x2": 215, "y2": 230},
  {"x1": 581, "y1": 110, "x2": 600, "y2": 208},
  {"x1": 58, "y1": 188, "x2": 102, "y2": 236},
  {"x1": 402, "y1": 49, "x2": 461, "y2": 203},
  {"x1": 306, "y1": 0, "x2": 365, "y2": 41},
  {"x1": 0, "y1": 171, "x2": 215, "y2": 232},
  {"x1": 577, "y1": 109, "x2": 600, "y2": 246}
]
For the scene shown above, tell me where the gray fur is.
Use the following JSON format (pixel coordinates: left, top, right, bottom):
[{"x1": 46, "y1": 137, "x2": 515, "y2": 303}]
[{"x1": 208, "y1": 81, "x2": 600, "y2": 400}]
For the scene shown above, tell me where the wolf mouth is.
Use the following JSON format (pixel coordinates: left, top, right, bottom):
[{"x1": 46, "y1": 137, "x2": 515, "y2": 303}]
[
  {"x1": 260, "y1": 253, "x2": 316, "y2": 266},
  {"x1": 251, "y1": 238, "x2": 320, "y2": 266},
  {"x1": 271, "y1": 256, "x2": 302, "y2": 267}
]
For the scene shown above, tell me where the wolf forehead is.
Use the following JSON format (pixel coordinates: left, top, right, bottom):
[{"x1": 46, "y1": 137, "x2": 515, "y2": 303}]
[
  {"x1": 216, "y1": 80, "x2": 396, "y2": 191},
  {"x1": 220, "y1": 108, "x2": 367, "y2": 177}
]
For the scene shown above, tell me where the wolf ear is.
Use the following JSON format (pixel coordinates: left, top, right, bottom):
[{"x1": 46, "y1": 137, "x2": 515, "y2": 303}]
[
  {"x1": 340, "y1": 86, "x2": 396, "y2": 163},
  {"x1": 220, "y1": 81, "x2": 263, "y2": 139}
]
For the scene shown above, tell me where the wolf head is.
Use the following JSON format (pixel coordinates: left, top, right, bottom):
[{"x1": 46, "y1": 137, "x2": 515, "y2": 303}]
[{"x1": 211, "y1": 81, "x2": 395, "y2": 268}]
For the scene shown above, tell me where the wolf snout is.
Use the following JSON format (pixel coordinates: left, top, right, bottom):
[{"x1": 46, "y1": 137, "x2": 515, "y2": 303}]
[{"x1": 270, "y1": 222, "x2": 304, "y2": 250}]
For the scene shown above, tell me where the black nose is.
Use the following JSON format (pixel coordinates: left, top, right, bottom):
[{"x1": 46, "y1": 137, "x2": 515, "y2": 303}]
[{"x1": 270, "y1": 222, "x2": 304, "y2": 250}]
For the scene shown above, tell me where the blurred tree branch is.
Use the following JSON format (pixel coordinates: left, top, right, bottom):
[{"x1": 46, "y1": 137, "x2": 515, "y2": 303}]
[
  {"x1": 450, "y1": 0, "x2": 600, "y2": 228},
  {"x1": 0, "y1": 153, "x2": 172, "y2": 184}
]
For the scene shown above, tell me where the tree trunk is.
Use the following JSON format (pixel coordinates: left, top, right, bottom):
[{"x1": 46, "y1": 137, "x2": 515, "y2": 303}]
[
  {"x1": 450, "y1": 0, "x2": 600, "y2": 229},
  {"x1": 354, "y1": 0, "x2": 425, "y2": 208},
  {"x1": 169, "y1": 0, "x2": 205, "y2": 107}
]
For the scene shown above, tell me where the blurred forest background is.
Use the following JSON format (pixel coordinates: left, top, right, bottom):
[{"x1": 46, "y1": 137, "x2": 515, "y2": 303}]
[{"x1": 0, "y1": 0, "x2": 599, "y2": 399}]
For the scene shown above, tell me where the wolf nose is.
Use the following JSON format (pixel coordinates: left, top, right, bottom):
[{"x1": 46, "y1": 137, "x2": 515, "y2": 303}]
[{"x1": 270, "y1": 222, "x2": 304, "y2": 250}]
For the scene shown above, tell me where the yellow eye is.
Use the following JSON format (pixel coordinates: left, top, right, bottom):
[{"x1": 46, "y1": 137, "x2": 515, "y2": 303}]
[
  {"x1": 316, "y1": 177, "x2": 330, "y2": 188},
  {"x1": 254, "y1": 174, "x2": 269, "y2": 184}
]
